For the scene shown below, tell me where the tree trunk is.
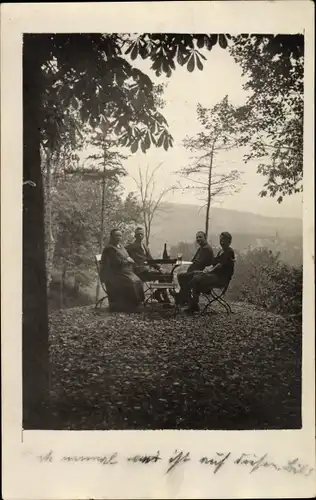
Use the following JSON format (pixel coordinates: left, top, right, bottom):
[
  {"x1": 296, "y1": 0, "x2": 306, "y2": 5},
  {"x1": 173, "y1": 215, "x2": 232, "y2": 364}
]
[
  {"x1": 60, "y1": 277, "x2": 63, "y2": 309},
  {"x1": 145, "y1": 223, "x2": 150, "y2": 246},
  {"x1": 73, "y1": 275, "x2": 80, "y2": 296},
  {"x1": 144, "y1": 215, "x2": 150, "y2": 246},
  {"x1": 23, "y1": 36, "x2": 50, "y2": 429},
  {"x1": 60, "y1": 265, "x2": 67, "y2": 308},
  {"x1": 45, "y1": 151, "x2": 55, "y2": 294},
  {"x1": 96, "y1": 158, "x2": 106, "y2": 303},
  {"x1": 205, "y1": 145, "x2": 215, "y2": 239}
]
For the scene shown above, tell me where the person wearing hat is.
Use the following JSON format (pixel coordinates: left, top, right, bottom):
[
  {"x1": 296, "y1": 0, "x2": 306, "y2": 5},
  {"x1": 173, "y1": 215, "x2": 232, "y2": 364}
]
[{"x1": 126, "y1": 227, "x2": 171, "y2": 304}]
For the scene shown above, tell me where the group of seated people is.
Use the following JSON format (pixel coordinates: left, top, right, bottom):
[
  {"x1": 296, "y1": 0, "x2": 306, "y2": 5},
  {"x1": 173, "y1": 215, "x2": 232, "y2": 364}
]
[{"x1": 99, "y1": 226, "x2": 235, "y2": 313}]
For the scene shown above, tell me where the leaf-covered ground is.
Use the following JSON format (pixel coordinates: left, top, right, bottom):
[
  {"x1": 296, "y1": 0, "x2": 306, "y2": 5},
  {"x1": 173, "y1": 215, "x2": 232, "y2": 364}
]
[{"x1": 49, "y1": 302, "x2": 301, "y2": 430}]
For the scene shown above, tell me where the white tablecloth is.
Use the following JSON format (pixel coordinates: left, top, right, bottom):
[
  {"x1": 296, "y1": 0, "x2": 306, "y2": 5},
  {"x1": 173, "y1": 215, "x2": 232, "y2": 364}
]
[{"x1": 178, "y1": 260, "x2": 192, "y2": 266}]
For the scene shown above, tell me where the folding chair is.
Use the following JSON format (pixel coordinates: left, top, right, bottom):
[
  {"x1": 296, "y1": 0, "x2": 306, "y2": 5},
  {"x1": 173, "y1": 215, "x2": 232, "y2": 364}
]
[
  {"x1": 143, "y1": 264, "x2": 179, "y2": 315},
  {"x1": 94, "y1": 254, "x2": 108, "y2": 309},
  {"x1": 144, "y1": 281, "x2": 178, "y2": 315},
  {"x1": 143, "y1": 281, "x2": 152, "y2": 302},
  {"x1": 200, "y1": 282, "x2": 232, "y2": 315},
  {"x1": 144, "y1": 281, "x2": 177, "y2": 305}
]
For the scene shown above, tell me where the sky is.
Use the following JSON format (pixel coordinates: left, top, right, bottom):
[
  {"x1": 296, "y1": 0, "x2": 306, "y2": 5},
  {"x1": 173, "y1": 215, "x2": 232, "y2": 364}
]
[
  {"x1": 79, "y1": 42, "x2": 302, "y2": 219},
  {"x1": 119, "y1": 44, "x2": 303, "y2": 219}
]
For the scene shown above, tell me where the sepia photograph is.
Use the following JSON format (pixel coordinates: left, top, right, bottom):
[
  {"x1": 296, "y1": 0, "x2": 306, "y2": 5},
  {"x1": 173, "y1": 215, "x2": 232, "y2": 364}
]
[
  {"x1": 2, "y1": 2, "x2": 315, "y2": 499},
  {"x1": 22, "y1": 30, "x2": 304, "y2": 432}
]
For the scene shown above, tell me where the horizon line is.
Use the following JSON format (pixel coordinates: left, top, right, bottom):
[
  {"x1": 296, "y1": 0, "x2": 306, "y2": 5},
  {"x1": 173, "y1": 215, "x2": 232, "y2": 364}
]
[{"x1": 160, "y1": 201, "x2": 303, "y2": 221}]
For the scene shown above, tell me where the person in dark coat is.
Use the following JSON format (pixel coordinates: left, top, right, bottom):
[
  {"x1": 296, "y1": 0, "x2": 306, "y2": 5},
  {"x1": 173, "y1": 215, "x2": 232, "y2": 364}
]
[
  {"x1": 100, "y1": 228, "x2": 144, "y2": 312},
  {"x1": 126, "y1": 227, "x2": 171, "y2": 303},
  {"x1": 176, "y1": 231, "x2": 214, "y2": 304},
  {"x1": 185, "y1": 231, "x2": 235, "y2": 313}
]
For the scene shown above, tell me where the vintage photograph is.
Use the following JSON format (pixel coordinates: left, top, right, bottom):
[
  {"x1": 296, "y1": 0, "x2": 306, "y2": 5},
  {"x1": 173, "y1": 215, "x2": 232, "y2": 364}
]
[{"x1": 23, "y1": 32, "x2": 303, "y2": 431}]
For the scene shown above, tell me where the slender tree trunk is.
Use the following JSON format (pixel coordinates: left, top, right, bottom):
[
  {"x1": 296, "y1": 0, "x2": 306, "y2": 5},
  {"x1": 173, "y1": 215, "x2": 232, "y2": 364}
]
[
  {"x1": 145, "y1": 219, "x2": 150, "y2": 246},
  {"x1": 45, "y1": 151, "x2": 55, "y2": 294},
  {"x1": 95, "y1": 152, "x2": 106, "y2": 303},
  {"x1": 60, "y1": 277, "x2": 63, "y2": 309},
  {"x1": 23, "y1": 36, "x2": 50, "y2": 429},
  {"x1": 205, "y1": 142, "x2": 216, "y2": 239},
  {"x1": 61, "y1": 265, "x2": 67, "y2": 308},
  {"x1": 73, "y1": 274, "x2": 80, "y2": 295}
]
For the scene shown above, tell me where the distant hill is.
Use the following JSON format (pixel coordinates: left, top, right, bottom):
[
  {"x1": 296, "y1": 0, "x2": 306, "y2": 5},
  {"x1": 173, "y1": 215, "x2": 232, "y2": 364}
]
[{"x1": 148, "y1": 203, "x2": 302, "y2": 260}]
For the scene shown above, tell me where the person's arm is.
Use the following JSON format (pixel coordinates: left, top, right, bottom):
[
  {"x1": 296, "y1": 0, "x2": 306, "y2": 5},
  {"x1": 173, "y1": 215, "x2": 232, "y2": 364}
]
[
  {"x1": 100, "y1": 246, "x2": 130, "y2": 279},
  {"x1": 208, "y1": 246, "x2": 215, "y2": 265},
  {"x1": 107, "y1": 246, "x2": 130, "y2": 269},
  {"x1": 208, "y1": 248, "x2": 234, "y2": 274},
  {"x1": 199, "y1": 246, "x2": 214, "y2": 269},
  {"x1": 125, "y1": 244, "x2": 136, "y2": 263},
  {"x1": 208, "y1": 263, "x2": 221, "y2": 274}
]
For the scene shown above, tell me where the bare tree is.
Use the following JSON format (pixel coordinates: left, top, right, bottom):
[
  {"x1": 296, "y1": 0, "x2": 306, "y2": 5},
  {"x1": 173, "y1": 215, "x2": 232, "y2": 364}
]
[
  {"x1": 131, "y1": 163, "x2": 176, "y2": 245},
  {"x1": 179, "y1": 96, "x2": 244, "y2": 238}
]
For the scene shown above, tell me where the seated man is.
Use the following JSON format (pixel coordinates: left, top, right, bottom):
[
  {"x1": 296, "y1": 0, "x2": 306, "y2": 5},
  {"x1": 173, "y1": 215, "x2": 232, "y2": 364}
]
[
  {"x1": 176, "y1": 231, "x2": 214, "y2": 304},
  {"x1": 126, "y1": 227, "x2": 171, "y2": 304},
  {"x1": 185, "y1": 231, "x2": 235, "y2": 313}
]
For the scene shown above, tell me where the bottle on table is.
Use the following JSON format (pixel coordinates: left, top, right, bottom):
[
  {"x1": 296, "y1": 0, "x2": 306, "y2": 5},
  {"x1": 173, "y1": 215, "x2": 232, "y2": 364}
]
[{"x1": 162, "y1": 243, "x2": 169, "y2": 260}]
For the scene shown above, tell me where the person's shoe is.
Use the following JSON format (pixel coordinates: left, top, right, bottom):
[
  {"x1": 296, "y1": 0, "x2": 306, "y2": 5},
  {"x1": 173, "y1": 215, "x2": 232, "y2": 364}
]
[
  {"x1": 184, "y1": 304, "x2": 200, "y2": 314},
  {"x1": 174, "y1": 293, "x2": 181, "y2": 305},
  {"x1": 162, "y1": 293, "x2": 172, "y2": 304},
  {"x1": 153, "y1": 290, "x2": 164, "y2": 303},
  {"x1": 174, "y1": 292, "x2": 187, "y2": 305}
]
